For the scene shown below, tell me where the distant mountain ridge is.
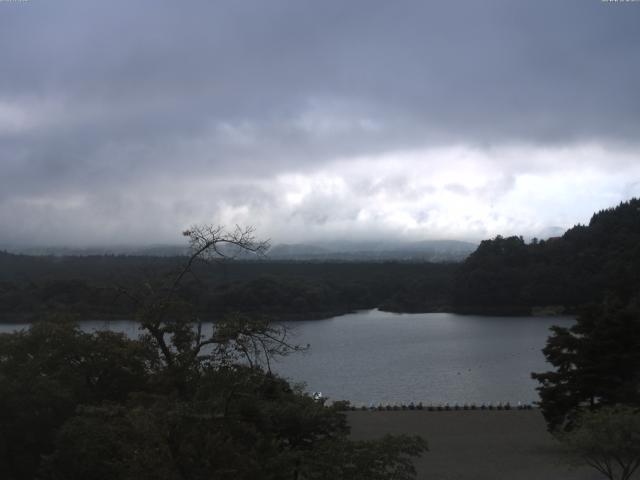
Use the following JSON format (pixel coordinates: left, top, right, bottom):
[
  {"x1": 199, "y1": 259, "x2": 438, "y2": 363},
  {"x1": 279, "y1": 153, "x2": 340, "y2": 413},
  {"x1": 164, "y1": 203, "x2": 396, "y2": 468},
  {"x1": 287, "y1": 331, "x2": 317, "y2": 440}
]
[
  {"x1": 1, "y1": 245, "x2": 189, "y2": 257},
  {"x1": 266, "y1": 240, "x2": 477, "y2": 262},
  {"x1": 2, "y1": 239, "x2": 478, "y2": 263}
]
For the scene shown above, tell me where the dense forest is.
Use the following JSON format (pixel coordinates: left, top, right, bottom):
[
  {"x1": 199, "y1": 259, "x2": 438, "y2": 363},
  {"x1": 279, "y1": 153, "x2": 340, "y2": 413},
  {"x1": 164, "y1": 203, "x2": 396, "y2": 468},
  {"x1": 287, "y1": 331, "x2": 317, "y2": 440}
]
[
  {"x1": 0, "y1": 254, "x2": 455, "y2": 322},
  {"x1": 2, "y1": 198, "x2": 640, "y2": 321},
  {"x1": 453, "y1": 198, "x2": 640, "y2": 315}
]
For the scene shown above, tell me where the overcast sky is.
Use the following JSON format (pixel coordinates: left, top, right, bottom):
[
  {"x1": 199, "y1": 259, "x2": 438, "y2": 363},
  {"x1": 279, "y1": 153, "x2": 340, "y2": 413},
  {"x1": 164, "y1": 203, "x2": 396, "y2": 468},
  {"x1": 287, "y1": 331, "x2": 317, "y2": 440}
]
[{"x1": 1, "y1": 0, "x2": 639, "y2": 246}]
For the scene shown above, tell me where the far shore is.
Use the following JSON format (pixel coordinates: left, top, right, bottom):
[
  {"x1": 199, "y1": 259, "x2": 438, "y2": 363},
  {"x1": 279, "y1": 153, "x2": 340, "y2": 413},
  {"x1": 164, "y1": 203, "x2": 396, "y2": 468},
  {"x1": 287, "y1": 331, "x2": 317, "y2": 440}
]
[
  {"x1": 347, "y1": 409, "x2": 611, "y2": 480},
  {"x1": 0, "y1": 306, "x2": 576, "y2": 325}
]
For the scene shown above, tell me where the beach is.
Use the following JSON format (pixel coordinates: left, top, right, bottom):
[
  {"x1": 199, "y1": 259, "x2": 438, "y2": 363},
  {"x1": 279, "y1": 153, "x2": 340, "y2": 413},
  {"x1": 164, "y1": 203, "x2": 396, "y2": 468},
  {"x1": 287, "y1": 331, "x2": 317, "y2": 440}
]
[{"x1": 348, "y1": 409, "x2": 613, "y2": 480}]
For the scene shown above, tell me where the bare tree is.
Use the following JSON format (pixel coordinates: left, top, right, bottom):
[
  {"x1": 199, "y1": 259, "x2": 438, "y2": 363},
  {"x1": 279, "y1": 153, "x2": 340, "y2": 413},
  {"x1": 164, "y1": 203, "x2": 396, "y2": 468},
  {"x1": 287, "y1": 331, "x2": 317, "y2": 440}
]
[{"x1": 117, "y1": 224, "x2": 302, "y2": 375}]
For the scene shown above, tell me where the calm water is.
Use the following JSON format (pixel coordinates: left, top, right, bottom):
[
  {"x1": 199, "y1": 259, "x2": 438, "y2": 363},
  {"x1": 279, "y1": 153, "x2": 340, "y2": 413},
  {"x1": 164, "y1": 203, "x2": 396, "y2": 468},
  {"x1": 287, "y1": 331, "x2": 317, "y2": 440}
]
[{"x1": 0, "y1": 310, "x2": 573, "y2": 405}]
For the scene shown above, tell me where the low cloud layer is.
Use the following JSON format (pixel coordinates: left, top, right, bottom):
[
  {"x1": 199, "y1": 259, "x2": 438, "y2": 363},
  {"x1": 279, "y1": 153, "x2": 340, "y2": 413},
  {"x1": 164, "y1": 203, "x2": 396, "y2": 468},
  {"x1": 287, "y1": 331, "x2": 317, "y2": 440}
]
[{"x1": 1, "y1": 0, "x2": 639, "y2": 246}]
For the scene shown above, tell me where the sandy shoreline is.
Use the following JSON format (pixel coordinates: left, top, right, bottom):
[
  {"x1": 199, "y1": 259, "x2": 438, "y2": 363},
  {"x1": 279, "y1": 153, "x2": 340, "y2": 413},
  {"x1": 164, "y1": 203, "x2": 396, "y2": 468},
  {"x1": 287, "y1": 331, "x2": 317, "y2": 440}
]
[{"x1": 347, "y1": 410, "x2": 619, "y2": 480}]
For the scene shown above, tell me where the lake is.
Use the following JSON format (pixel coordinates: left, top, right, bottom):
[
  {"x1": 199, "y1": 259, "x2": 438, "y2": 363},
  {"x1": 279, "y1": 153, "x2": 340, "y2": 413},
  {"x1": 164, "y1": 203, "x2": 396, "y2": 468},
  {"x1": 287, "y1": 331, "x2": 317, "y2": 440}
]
[{"x1": 0, "y1": 309, "x2": 573, "y2": 406}]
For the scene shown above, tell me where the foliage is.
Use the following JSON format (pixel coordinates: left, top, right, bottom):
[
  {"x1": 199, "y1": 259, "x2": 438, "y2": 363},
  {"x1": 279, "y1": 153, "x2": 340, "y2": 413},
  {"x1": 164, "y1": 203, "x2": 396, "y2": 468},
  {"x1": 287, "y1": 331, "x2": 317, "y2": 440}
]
[
  {"x1": 0, "y1": 225, "x2": 427, "y2": 480},
  {"x1": 454, "y1": 198, "x2": 640, "y2": 314},
  {"x1": 301, "y1": 434, "x2": 427, "y2": 480},
  {"x1": 532, "y1": 300, "x2": 640, "y2": 431},
  {"x1": 0, "y1": 254, "x2": 456, "y2": 321},
  {"x1": 0, "y1": 320, "x2": 156, "y2": 480},
  {"x1": 558, "y1": 406, "x2": 640, "y2": 480}
]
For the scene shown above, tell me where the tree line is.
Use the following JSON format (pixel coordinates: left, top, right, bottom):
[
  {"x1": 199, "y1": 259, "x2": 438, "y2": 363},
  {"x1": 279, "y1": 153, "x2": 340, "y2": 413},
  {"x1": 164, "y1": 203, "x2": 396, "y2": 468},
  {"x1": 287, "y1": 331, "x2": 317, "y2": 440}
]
[
  {"x1": 0, "y1": 254, "x2": 455, "y2": 322},
  {"x1": 453, "y1": 198, "x2": 640, "y2": 314}
]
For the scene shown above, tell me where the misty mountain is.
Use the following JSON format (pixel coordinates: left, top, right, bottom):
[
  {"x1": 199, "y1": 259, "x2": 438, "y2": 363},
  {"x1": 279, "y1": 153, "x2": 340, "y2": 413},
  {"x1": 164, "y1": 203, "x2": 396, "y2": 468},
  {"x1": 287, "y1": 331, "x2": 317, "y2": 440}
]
[
  {"x1": 266, "y1": 244, "x2": 331, "y2": 259},
  {"x1": 266, "y1": 240, "x2": 477, "y2": 262},
  {"x1": 3, "y1": 239, "x2": 477, "y2": 263},
  {"x1": 1, "y1": 245, "x2": 189, "y2": 257}
]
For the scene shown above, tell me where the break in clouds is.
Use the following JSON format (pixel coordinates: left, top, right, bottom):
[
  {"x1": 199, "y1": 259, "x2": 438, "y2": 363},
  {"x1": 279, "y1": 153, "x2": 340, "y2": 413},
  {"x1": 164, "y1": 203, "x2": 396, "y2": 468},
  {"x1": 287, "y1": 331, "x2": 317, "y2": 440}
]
[{"x1": 1, "y1": 0, "x2": 640, "y2": 246}]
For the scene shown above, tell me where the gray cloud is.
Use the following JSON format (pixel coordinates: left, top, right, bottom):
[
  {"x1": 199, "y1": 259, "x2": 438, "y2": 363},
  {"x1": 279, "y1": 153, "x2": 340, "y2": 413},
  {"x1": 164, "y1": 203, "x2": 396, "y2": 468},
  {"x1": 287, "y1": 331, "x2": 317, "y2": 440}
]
[{"x1": 1, "y1": 0, "x2": 639, "y2": 245}]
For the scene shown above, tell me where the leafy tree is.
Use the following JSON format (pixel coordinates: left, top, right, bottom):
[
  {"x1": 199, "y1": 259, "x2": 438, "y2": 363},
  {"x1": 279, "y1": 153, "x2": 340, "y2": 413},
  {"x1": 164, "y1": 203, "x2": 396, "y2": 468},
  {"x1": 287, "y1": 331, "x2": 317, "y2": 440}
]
[
  {"x1": 532, "y1": 300, "x2": 640, "y2": 431},
  {"x1": 300, "y1": 434, "x2": 427, "y2": 480},
  {"x1": 559, "y1": 406, "x2": 640, "y2": 480},
  {"x1": 0, "y1": 225, "x2": 428, "y2": 480},
  {"x1": 0, "y1": 320, "x2": 155, "y2": 480}
]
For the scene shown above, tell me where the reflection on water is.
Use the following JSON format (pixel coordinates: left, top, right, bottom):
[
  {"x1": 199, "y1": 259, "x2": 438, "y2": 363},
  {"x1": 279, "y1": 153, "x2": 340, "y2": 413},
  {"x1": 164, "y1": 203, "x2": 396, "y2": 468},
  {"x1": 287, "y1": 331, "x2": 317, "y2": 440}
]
[{"x1": 0, "y1": 310, "x2": 573, "y2": 405}]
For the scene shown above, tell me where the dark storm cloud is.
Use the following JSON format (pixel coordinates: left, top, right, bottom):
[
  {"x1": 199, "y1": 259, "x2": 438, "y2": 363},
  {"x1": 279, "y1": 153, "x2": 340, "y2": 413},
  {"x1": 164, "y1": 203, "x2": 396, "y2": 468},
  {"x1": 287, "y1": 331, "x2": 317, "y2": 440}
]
[{"x1": 1, "y1": 0, "x2": 639, "y2": 244}]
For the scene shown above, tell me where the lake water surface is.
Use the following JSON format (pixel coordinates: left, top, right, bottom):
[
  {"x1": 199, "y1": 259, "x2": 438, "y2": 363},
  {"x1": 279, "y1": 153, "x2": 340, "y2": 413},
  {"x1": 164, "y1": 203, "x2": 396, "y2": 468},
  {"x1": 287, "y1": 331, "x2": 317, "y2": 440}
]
[{"x1": 0, "y1": 309, "x2": 574, "y2": 405}]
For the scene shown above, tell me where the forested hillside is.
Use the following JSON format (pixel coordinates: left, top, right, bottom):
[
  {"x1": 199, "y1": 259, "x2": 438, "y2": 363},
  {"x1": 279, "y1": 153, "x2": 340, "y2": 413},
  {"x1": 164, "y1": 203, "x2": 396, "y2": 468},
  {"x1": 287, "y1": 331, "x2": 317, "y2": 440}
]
[{"x1": 453, "y1": 198, "x2": 640, "y2": 314}]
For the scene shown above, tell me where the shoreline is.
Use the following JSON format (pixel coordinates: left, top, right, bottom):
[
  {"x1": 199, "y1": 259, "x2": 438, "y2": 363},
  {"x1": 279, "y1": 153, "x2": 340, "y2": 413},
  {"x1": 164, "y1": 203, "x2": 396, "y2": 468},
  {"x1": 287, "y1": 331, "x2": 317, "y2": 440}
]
[{"x1": 0, "y1": 307, "x2": 575, "y2": 325}]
